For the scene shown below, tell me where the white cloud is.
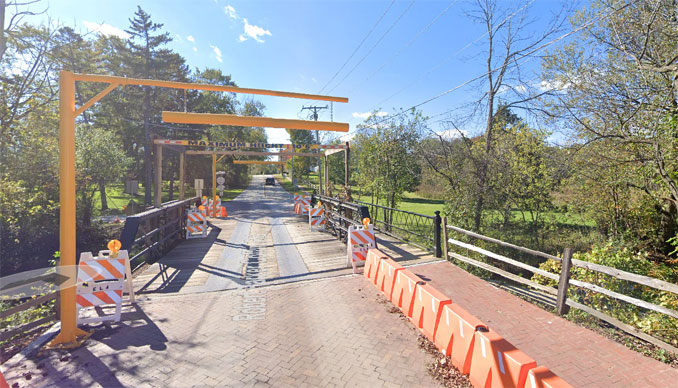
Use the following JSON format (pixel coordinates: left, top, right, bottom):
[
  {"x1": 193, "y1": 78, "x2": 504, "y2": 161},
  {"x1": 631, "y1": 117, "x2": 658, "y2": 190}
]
[
  {"x1": 239, "y1": 18, "x2": 271, "y2": 43},
  {"x1": 210, "y1": 45, "x2": 223, "y2": 63},
  {"x1": 540, "y1": 79, "x2": 570, "y2": 91},
  {"x1": 435, "y1": 129, "x2": 468, "y2": 140},
  {"x1": 193, "y1": 47, "x2": 198, "y2": 52},
  {"x1": 82, "y1": 21, "x2": 130, "y2": 39},
  {"x1": 186, "y1": 35, "x2": 195, "y2": 43},
  {"x1": 352, "y1": 111, "x2": 388, "y2": 119},
  {"x1": 224, "y1": 5, "x2": 238, "y2": 19}
]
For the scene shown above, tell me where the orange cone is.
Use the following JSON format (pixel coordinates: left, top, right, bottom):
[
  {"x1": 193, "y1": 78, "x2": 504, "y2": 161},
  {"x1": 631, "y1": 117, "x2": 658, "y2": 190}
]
[{"x1": 220, "y1": 206, "x2": 227, "y2": 217}]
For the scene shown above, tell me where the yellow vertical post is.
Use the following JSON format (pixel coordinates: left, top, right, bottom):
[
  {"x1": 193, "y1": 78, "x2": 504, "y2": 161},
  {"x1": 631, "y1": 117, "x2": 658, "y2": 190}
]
[
  {"x1": 212, "y1": 153, "x2": 217, "y2": 217},
  {"x1": 179, "y1": 152, "x2": 185, "y2": 200},
  {"x1": 50, "y1": 71, "x2": 88, "y2": 347}
]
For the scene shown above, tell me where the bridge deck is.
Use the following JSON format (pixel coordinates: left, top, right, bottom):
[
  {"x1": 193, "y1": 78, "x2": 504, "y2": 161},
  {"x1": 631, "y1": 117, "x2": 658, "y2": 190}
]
[
  {"x1": 132, "y1": 178, "x2": 437, "y2": 295},
  {"x1": 2, "y1": 176, "x2": 676, "y2": 387}
]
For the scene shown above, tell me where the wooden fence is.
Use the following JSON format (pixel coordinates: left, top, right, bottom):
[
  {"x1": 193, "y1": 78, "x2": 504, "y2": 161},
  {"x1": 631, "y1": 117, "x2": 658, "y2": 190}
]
[{"x1": 443, "y1": 219, "x2": 678, "y2": 355}]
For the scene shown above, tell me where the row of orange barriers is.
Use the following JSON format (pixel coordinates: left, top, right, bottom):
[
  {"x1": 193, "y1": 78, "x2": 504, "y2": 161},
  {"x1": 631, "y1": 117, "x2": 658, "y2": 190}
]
[{"x1": 363, "y1": 249, "x2": 572, "y2": 388}]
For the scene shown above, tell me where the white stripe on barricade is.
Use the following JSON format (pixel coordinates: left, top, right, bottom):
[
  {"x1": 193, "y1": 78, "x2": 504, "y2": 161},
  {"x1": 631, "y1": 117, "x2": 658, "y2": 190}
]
[
  {"x1": 347, "y1": 224, "x2": 375, "y2": 273},
  {"x1": 186, "y1": 208, "x2": 207, "y2": 239},
  {"x1": 76, "y1": 252, "x2": 130, "y2": 324},
  {"x1": 309, "y1": 207, "x2": 326, "y2": 231}
]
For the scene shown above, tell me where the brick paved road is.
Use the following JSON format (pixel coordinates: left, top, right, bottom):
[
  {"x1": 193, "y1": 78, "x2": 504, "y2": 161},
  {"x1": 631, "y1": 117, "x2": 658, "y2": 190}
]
[{"x1": 2, "y1": 275, "x2": 440, "y2": 388}]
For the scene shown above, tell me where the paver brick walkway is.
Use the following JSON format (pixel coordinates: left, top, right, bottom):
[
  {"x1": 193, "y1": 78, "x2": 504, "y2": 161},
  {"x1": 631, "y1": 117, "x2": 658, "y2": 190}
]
[
  {"x1": 412, "y1": 261, "x2": 678, "y2": 388},
  {"x1": 2, "y1": 275, "x2": 439, "y2": 388}
]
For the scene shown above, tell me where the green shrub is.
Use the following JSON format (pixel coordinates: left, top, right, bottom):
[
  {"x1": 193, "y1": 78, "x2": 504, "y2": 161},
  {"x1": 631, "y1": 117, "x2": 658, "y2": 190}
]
[{"x1": 532, "y1": 242, "x2": 678, "y2": 345}]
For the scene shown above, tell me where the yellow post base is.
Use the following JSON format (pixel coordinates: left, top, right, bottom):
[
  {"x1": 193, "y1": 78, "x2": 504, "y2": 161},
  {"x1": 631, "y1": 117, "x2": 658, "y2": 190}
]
[{"x1": 48, "y1": 327, "x2": 91, "y2": 349}]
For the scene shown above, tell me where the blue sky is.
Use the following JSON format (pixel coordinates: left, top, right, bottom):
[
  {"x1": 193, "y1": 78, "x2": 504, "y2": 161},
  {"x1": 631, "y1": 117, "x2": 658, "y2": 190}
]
[{"x1": 24, "y1": 0, "x2": 581, "y2": 143}]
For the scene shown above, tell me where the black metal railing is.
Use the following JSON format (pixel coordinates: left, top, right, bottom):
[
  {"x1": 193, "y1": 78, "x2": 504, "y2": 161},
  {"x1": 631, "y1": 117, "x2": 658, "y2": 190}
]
[
  {"x1": 119, "y1": 197, "x2": 198, "y2": 271},
  {"x1": 355, "y1": 200, "x2": 441, "y2": 255},
  {"x1": 316, "y1": 194, "x2": 442, "y2": 257},
  {"x1": 316, "y1": 194, "x2": 369, "y2": 243}
]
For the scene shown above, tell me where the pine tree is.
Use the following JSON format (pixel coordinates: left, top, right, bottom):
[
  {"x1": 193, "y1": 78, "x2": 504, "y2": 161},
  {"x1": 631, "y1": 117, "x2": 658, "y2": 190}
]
[{"x1": 125, "y1": 6, "x2": 172, "y2": 205}]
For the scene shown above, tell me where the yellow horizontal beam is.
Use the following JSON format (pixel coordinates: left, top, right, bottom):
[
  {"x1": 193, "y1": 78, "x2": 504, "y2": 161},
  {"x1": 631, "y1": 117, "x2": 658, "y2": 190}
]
[
  {"x1": 233, "y1": 160, "x2": 286, "y2": 165},
  {"x1": 73, "y1": 73, "x2": 348, "y2": 103},
  {"x1": 324, "y1": 148, "x2": 347, "y2": 156},
  {"x1": 185, "y1": 150, "x2": 320, "y2": 157},
  {"x1": 162, "y1": 112, "x2": 349, "y2": 133}
]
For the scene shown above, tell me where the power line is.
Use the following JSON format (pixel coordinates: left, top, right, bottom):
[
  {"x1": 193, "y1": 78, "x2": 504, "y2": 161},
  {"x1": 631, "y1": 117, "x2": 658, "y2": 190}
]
[
  {"x1": 365, "y1": 0, "x2": 629, "y2": 129},
  {"x1": 348, "y1": 0, "x2": 460, "y2": 95},
  {"x1": 371, "y1": 0, "x2": 535, "y2": 111},
  {"x1": 327, "y1": 0, "x2": 416, "y2": 94},
  {"x1": 317, "y1": 0, "x2": 396, "y2": 94}
]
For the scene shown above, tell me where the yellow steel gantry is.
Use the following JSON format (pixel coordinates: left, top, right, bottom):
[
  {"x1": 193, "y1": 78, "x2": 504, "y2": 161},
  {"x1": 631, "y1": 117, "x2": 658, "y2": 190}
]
[{"x1": 53, "y1": 71, "x2": 348, "y2": 347}]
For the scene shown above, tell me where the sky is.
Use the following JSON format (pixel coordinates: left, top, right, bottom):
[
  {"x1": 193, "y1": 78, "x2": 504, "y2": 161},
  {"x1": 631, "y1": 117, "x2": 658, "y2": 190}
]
[{"x1": 20, "y1": 0, "x2": 584, "y2": 144}]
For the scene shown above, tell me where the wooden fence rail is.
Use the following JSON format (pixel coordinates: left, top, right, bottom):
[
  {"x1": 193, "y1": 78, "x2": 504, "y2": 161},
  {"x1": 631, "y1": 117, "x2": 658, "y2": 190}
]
[
  {"x1": 0, "y1": 292, "x2": 57, "y2": 342},
  {"x1": 444, "y1": 220, "x2": 678, "y2": 355}
]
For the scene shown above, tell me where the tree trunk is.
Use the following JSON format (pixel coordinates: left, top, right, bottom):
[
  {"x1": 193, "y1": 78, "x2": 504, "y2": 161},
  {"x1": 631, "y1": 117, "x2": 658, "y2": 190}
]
[
  {"x1": 168, "y1": 177, "x2": 174, "y2": 201},
  {"x1": 98, "y1": 180, "x2": 108, "y2": 211},
  {"x1": 143, "y1": 86, "x2": 153, "y2": 206}
]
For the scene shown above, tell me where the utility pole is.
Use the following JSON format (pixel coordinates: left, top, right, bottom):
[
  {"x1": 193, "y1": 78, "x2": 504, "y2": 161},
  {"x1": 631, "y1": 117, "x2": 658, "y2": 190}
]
[{"x1": 301, "y1": 105, "x2": 328, "y2": 195}]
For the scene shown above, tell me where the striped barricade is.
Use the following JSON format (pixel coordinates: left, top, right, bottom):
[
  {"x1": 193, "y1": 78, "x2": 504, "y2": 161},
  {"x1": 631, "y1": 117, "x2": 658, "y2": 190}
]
[
  {"x1": 76, "y1": 253, "x2": 128, "y2": 324},
  {"x1": 347, "y1": 224, "x2": 375, "y2": 273},
  {"x1": 186, "y1": 208, "x2": 208, "y2": 239},
  {"x1": 293, "y1": 194, "x2": 303, "y2": 214},
  {"x1": 299, "y1": 198, "x2": 311, "y2": 216},
  {"x1": 308, "y1": 207, "x2": 326, "y2": 231},
  {"x1": 79, "y1": 249, "x2": 135, "y2": 304},
  {"x1": 207, "y1": 197, "x2": 225, "y2": 217}
]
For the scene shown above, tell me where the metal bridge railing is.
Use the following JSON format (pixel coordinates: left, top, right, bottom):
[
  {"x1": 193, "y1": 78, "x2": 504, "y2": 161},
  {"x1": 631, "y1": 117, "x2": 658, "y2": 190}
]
[
  {"x1": 316, "y1": 194, "x2": 442, "y2": 257},
  {"x1": 119, "y1": 197, "x2": 198, "y2": 271}
]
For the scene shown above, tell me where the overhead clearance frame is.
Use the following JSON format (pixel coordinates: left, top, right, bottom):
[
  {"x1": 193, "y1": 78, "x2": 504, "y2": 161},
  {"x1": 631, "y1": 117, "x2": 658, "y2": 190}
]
[
  {"x1": 54, "y1": 71, "x2": 348, "y2": 347},
  {"x1": 151, "y1": 139, "x2": 351, "y2": 204}
]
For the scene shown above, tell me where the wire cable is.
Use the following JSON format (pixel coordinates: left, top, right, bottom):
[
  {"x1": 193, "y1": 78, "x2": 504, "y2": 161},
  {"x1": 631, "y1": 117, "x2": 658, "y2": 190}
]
[
  {"x1": 365, "y1": 0, "x2": 629, "y2": 128},
  {"x1": 327, "y1": 0, "x2": 416, "y2": 94},
  {"x1": 348, "y1": 0, "x2": 460, "y2": 95},
  {"x1": 317, "y1": 0, "x2": 396, "y2": 94},
  {"x1": 371, "y1": 0, "x2": 535, "y2": 111}
]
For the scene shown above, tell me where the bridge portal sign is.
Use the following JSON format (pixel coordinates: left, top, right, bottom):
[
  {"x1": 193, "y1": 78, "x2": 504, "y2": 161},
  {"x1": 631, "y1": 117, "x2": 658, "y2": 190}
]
[{"x1": 154, "y1": 139, "x2": 348, "y2": 150}]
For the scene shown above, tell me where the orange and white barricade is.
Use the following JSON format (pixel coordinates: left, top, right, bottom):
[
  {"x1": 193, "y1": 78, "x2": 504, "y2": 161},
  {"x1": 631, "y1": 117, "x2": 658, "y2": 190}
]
[
  {"x1": 293, "y1": 194, "x2": 302, "y2": 214},
  {"x1": 76, "y1": 251, "x2": 131, "y2": 324},
  {"x1": 526, "y1": 366, "x2": 573, "y2": 388},
  {"x1": 207, "y1": 197, "x2": 224, "y2": 217},
  {"x1": 469, "y1": 329, "x2": 537, "y2": 388},
  {"x1": 299, "y1": 198, "x2": 311, "y2": 216},
  {"x1": 410, "y1": 283, "x2": 452, "y2": 342},
  {"x1": 347, "y1": 224, "x2": 375, "y2": 273},
  {"x1": 186, "y1": 208, "x2": 208, "y2": 239},
  {"x1": 309, "y1": 207, "x2": 326, "y2": 231},
  {"x1": 79, "y1": 248, "x2": 134, "y2": 303}
]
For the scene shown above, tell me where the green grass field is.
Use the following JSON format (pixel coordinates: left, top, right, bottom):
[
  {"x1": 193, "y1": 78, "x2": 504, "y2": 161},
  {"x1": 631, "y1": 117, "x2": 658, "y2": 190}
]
[{"x1": 93, "y1": 181, "x2": 247, "y2": 216}]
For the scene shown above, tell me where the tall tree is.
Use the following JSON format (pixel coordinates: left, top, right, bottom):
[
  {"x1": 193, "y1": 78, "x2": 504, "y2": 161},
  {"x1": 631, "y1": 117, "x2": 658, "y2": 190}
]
[
  {"x1": 424, "y1": 0, "x2": 570, "y2": 231},
  {"x1": 355, "y1": 109, "x2": 423, "y2": 219},
  {"x1": 542, "y1": 0, "x2": 678, "y2": 256},
  {"x1": 125, "y1": 6, "x2": 173, "y2": 205}
]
